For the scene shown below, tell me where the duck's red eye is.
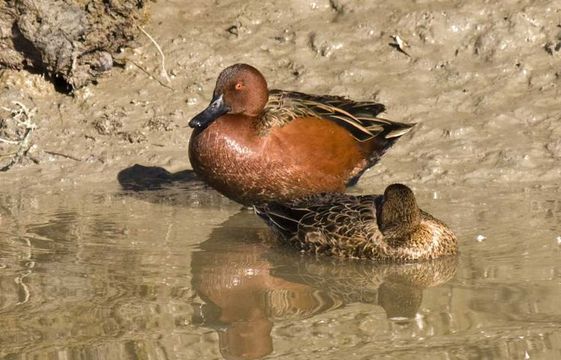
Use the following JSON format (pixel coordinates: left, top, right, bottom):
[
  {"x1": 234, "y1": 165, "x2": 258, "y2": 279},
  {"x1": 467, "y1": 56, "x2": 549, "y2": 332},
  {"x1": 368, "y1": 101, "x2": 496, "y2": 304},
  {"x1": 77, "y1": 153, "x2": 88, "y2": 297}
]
[{"x1": 235, "y1": 82, "x2": 243, "y2": 90}]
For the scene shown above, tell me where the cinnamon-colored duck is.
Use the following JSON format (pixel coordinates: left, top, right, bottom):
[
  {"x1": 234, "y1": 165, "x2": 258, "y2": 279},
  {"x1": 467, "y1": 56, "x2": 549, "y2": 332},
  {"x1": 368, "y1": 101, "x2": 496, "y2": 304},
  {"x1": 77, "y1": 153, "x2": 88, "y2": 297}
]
[
  {"x1": 188, "y1": 63, "x2": 414, "y2": 205},
  {"x1": 255, "y1": 184, "x2": 458, "y2": 262}
]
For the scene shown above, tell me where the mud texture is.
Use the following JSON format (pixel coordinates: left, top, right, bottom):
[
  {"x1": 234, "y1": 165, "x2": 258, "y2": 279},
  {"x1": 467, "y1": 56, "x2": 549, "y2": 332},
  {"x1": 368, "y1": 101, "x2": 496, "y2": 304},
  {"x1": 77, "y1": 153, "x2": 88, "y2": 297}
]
[
  {"x1": 0, "y1": 0, "x2": 559, "y2": 191},
  {"x1": 0, "y1": 0, "x2": 146, "y2": 90}
]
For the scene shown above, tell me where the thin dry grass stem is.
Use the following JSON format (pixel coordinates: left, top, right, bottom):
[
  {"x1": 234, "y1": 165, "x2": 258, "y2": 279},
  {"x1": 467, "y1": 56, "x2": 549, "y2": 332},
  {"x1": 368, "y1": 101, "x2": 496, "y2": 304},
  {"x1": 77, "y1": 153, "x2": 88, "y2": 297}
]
[
  {"x1": 0, "y1": 137, "x2": 19, "y2": 144},
  {"x1": 129, "y1": 60, "x2": 174, "y2": 90},
  {"x1": 138, "y1": 25, "x2": 172, "y2": 84},
  {"x1": 0, "y1": 101, "x2": 38, "y2": 172},
  {"x1": 44, "y1": 150, "x2": 81, "y2": 162}
]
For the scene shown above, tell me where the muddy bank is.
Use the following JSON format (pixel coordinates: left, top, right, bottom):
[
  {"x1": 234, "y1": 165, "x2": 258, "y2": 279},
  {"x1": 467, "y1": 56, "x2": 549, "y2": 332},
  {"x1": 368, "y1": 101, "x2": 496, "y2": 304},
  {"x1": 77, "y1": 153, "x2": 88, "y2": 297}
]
[
  {"x1": 0, "y1": 0, "x2": 560, "y2": 191},
  {"x1": 0, "y1": 0, "x2": 146, "y2": 90}
]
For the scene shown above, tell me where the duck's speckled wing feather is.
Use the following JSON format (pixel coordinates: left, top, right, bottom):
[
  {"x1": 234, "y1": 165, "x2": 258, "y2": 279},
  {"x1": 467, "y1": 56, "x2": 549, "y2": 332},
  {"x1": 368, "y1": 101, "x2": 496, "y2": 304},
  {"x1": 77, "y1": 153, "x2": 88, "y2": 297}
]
[
  {"x1": 256, "y1": 193, "x2": 458, "y2": 261},
  {"x1": 255, "y1": 193, "x2": 383, "y2": 257},
  {"x1": 263, "y1": 90, "x2": 414, "y2": 142}
]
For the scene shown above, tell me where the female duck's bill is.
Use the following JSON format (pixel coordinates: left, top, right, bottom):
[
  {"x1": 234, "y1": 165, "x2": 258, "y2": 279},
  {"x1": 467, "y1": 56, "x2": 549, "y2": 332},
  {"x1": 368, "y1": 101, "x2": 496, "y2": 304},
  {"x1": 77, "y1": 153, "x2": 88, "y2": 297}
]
[
  {"x1": 255, "y1": 183, "x2": 458, "y2": 262},
  {"x1": 188, "y1": 64, "x2": 415, "y2": 206}
]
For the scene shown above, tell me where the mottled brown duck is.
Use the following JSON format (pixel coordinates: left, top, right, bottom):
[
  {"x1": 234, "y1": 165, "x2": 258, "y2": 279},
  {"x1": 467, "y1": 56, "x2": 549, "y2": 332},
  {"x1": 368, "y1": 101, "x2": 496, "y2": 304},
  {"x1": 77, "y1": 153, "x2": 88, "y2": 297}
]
[{"x1": 255, "y1": 183, "x2": 458, "y2": 262}]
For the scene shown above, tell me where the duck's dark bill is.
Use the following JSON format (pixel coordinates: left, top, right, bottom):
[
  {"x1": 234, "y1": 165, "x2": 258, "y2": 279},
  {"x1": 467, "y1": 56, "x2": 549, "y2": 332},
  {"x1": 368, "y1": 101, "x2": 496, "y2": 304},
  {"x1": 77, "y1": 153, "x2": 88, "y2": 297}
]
[{"x1": 189, "y1": 94, "x2": 230, "y2": 129}]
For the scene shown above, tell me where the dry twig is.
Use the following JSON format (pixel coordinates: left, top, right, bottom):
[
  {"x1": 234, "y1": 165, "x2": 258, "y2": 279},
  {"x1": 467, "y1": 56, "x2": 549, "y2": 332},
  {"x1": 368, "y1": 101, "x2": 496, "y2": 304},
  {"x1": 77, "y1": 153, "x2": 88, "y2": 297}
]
[
  {"x1": 0, "y1": 101, "x2": 38, "y2": 172},
  {"x1": 138, "y1": 25, "x2": 172, "y2": 83},
  {"x1": 44, "y1": 150, "x2": 81, "y2": 162},
  {"x1": 389, "y1": 35, "x2": 411, "y2": 57},
  {"x1": 129, "y1": 60, "x2": 174, "y2": 90}
]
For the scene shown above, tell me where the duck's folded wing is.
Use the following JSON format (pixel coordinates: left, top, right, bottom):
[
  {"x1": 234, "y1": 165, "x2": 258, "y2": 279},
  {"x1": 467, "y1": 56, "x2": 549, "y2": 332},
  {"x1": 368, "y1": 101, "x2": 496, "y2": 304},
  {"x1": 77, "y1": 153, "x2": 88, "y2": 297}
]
[
  {"x1": 265, "y1": 90, "x2": 414, "y2": 142},
  {"x1": 255, "y1": 194, "x2": 379, "y2": 249},
  {"x1": 297, "y1": 200, "x2": 376, "y2": 241}
]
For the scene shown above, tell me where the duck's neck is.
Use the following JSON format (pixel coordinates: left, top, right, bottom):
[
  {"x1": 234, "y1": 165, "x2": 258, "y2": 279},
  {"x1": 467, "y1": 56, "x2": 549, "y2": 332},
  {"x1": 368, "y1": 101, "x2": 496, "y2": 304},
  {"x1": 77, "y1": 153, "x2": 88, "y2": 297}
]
[{"x1": 213, "y1": 114, "x2": 262, "y2": 137}]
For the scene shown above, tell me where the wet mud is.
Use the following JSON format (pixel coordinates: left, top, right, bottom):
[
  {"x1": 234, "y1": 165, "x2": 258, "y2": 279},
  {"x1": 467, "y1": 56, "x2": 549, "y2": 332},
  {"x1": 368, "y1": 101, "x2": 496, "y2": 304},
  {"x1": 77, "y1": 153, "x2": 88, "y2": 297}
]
[{"x1": 0, "y1": 0, "x2": 559, "y2": 189}]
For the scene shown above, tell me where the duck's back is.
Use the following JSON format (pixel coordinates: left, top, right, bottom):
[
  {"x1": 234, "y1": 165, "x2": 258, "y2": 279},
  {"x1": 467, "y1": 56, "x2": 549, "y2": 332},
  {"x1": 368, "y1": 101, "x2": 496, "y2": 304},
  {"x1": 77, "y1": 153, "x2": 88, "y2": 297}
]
[
  {"x1": 255, "y1": 193, "x2": 386, "y2": 258},
  {"x1": 262, "y1": 90, "x2": 415, "y2": 186}
]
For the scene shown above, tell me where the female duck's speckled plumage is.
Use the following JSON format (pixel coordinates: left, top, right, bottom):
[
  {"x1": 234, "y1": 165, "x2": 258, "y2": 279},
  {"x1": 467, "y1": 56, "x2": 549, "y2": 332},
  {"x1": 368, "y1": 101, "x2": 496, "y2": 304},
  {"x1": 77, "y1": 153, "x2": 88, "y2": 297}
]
[
  {"x1": 188, "y1": 63, "x2": 415, "y2": 205},
  {"x1": 255, "y1": 184, "x2": 458, "y2": 262}
]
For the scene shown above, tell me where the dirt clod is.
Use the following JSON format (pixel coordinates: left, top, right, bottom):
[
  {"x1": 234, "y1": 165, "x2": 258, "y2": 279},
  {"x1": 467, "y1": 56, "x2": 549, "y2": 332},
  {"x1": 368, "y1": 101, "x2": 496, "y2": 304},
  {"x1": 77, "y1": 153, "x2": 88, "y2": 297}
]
[{"x1": 0, "y1": 0, "x2": 147, "y2": 91}]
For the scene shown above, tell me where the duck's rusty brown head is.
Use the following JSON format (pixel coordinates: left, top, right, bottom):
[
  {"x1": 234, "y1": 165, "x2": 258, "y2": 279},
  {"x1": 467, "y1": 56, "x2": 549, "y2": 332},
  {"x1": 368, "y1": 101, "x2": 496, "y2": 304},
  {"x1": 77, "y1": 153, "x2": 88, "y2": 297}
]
[{"x1": 189, "y1": 63, "x2": 269, "y2": 129}]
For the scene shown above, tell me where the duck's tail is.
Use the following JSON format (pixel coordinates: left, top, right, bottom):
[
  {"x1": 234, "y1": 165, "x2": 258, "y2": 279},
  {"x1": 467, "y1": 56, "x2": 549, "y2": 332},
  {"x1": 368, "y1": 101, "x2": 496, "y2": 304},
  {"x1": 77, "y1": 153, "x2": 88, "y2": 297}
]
[
  {"x1": 347, "y1": 120, "x2": 415, "y2": 187},
  {"x1": 254, "y1": 203, "x2": 304, "y2": 240}
]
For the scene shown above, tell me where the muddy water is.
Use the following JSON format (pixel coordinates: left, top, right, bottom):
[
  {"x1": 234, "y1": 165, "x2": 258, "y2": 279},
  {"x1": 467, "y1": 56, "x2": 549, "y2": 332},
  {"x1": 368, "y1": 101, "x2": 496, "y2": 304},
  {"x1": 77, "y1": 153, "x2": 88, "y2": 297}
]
[
  {"x1": 0, "y1": 181, "x2": 559, "y2": 359},
  {"x1": 1, "y1": 0, "x2": 561, "y2": 359}
]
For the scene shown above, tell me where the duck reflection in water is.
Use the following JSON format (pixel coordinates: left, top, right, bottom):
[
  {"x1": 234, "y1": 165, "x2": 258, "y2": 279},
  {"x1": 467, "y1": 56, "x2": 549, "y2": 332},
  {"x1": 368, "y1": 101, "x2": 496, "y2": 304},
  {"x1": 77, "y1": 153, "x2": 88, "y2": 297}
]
[{"x1": 191, "y1": 213, "x2": 457, "y2": 360}]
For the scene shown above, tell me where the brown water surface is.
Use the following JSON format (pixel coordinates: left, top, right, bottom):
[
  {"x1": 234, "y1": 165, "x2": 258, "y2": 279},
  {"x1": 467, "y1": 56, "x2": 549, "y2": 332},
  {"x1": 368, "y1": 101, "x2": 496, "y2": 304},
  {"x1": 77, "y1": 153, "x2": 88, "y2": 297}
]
[{"x1": 0, "y1": 182, "x2": 559, "y2": 359}]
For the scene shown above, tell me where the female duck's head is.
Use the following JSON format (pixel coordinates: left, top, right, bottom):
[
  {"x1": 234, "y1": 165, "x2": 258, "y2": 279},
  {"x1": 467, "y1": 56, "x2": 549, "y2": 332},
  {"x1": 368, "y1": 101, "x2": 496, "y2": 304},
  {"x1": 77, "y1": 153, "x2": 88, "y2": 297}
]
[
  {"x1": 189, "y1": 64, "x2": 269, "y2": 129},
  {"x1": 377, "y1": 183, "x2": 421, "y2": 236}
]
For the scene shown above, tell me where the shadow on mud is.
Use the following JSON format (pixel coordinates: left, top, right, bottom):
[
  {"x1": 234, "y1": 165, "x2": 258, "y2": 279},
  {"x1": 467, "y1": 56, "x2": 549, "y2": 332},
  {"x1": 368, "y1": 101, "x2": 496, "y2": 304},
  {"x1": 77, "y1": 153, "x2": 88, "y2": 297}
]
[{"x1": 116, "y1": 164, "x2": 235, "y2": 208}]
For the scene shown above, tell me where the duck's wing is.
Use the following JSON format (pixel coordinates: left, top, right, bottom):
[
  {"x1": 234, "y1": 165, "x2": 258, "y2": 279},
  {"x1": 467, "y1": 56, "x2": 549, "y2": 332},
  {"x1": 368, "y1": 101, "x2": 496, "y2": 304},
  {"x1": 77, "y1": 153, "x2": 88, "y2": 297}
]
[
  {"x1": 263, "y1": 90, "x2": 414, "y2": 142},
  {"x1": 254, "y1": 193, "x2": 332, "y2": 240},
  {"x1": 255, "y1": 193, "x2": 364, "y2": 233},
  {"x1": 255, "y1": 194, "x2": 381, "y2": 256},
  {"x1": 297, "y1": 198, "x2": 377, "y2": 240}
]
